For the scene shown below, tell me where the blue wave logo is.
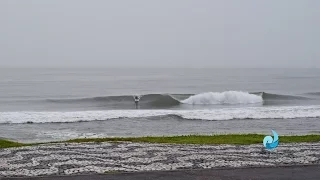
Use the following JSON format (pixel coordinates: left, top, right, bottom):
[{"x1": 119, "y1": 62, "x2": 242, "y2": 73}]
[{"x1": 263, "y1": 130, "x2": 279, "y2": 150}]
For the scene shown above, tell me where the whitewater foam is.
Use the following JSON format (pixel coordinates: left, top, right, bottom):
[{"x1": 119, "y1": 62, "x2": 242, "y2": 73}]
[
  {"x1": 1, "y1": 105, "x2": 320, "y2": 124},
  {"x1": 181, "y1": 91, "x2": 263, "y2": 105},
  {"x1": 37, "y1": 131, "x2": 107, "y2": 141}
]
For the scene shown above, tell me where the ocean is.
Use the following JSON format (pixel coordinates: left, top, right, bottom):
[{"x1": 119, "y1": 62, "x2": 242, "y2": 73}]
[{"x1": 1, "y1": 68, "x2": 320, "y2": 143}]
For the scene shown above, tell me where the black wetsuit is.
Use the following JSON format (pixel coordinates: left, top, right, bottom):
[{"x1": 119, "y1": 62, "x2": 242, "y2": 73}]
[{"x1": 134, "y1": 96, "x2": 140, "y2": 107}]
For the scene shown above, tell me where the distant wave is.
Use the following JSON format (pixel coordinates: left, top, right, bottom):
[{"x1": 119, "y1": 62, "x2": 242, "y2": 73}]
[{"x1": 1, "y1": 105, "x2": 320, "y2": 124}]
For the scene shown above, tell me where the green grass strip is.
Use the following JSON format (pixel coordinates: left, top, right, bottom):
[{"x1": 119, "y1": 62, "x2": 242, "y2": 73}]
[
  {"x1": 0, "y1": 139, "x2": 28, "y2": 148},
  {"x1": 1, "y1": 134, "x2": 320, "y2": 149}
]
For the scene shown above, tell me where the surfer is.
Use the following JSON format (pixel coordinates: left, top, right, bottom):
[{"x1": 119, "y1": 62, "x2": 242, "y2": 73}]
[{"x1": 133, "y1": 95, "x2": 140, "y2": 108}]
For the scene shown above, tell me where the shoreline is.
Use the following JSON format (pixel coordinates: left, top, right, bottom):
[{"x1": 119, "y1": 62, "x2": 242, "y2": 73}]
[{"x1": 2, "y1": 116, "x2": 320, "y2": 144}]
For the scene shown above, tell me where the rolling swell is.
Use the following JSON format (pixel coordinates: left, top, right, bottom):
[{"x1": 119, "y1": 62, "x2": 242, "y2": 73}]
[
  {"x1": 45, "y1": 91, "x2": 312, "y2": 109},
  {"x1": 304, "y1": 92, "x2": 320, "y2": 96},
  {"x1": 257, "y1": 92, "x2": 310, "y2": 100},
  {"x1": 252, "y1": 92, "x2": 311, "y2": 105}
]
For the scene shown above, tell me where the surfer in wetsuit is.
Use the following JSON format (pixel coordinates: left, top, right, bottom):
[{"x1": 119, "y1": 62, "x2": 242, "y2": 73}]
[{"x1": 134, "y1": 95, "x2": 140, "y2": 108}]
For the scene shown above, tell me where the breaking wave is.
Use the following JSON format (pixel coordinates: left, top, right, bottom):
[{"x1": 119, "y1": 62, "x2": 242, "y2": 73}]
[
  {"x1": 43, "y1": 91, "x2": 313, "y2": 109},
  {"x1": 1, "y1": 105, "x2": 320, "y2": 124},
  {"x1": 181, "y1": 91, "x2": 262, "y2": 105},
  {"x1": 46, "y1": 91, "x2": 263, "y2": 107}
]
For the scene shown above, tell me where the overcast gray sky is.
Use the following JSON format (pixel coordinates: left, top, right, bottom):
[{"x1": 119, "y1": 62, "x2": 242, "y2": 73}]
[{"x1": 0, "y1": 0, "x2": 319, "y2": 68}]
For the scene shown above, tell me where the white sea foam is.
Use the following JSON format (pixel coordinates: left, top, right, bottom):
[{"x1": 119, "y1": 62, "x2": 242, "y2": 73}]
[
  {"x1": 1, "y1": 105, "x2": 320, "y2": 124},
  {"x1": 37, "y1": 131, "x2": 107, "y2": 140},
  {"x1": 181, "y1": 91, "x2": 263, "y2": 105}
]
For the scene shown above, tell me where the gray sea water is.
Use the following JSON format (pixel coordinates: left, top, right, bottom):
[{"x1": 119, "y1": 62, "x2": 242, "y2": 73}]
[{"x1": 1, "y1": 68, "x2": 320, "y2": 143}]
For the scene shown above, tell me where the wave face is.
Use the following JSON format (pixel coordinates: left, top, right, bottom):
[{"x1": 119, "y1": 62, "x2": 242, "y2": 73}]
[
  {"x1": 181, "y1": 91, "x2": 263, "y2": 105},
  {"x1": 1, "y1": 105, "x2": 320, "y2": 124},
  {"x1": 47, "y1": 94, "x2": 183, "y2": 108}
]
